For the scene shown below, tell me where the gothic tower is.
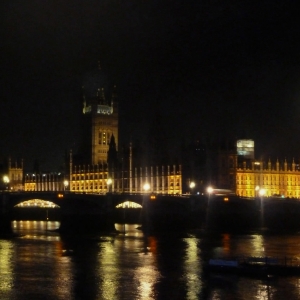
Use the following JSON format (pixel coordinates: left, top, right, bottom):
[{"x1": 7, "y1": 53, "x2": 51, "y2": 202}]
[{"x1": 81, "y1": 63, "x2": 119, "y2": 165}]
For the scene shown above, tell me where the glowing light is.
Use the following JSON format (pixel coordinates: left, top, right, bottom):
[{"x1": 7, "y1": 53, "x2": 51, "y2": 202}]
[
  {"x1": 150, "y1": 195, "x2": 156, "y2": 200},
  {"x1": 143, "y1": 183, "x2": 150, "y2": 192},
  {"x1": 15, "y1": 199, "x2": 60, "y2": 208},
  {"x1": 3, "y1": 175, "x2": 9, "y2": 183},
  {"x1": 189, "y1": 181, "x2": 195, "y2": 189},
  {"x1": 259, "y1": 189, "x2": 266, "y2": 196},
  {"x1": 116, "y1": 201, "x2": 142, "y2": 208},
  {"x1": 207, "y1": 186, "x2": 213, "y2": 194}
]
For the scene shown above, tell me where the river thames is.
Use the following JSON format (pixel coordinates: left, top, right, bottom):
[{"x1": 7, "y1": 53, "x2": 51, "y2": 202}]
[{"x1": 1, "y1": 221, "x2": 300, "y2": 299}]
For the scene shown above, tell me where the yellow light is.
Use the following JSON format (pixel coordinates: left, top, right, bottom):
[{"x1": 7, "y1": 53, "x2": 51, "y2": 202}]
[
  {"x1": 224, "y1": 197, "x2": 229, "y2": 202},
  {"x1": 57, "y1": 193, "x2": 64, "y2": 198},
  {"x1": 207, "y1": 186, "x2": 213, "y2": 194},
  {"x1": 143, "y1": 183, "x2": 150, "y2": 192},
  {"x1": 259, "y1": 189, "x2": 266, "y2": 196},
  {"x1": 3, "y1": 175, "x2": 9, "y2": 184},
  {"x1": 150, "y1": 195, "x2": 156, "y2": 200}
]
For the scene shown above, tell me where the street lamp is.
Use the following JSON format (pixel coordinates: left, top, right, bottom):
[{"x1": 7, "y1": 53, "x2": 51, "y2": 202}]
[
  {"x1": 142, "y1": 183, "x2": 151, "y2": 232},
  {"x1": 259, "y1": 188, "x2": 266, "y2": 229},
  {"x1": 143, "y1": 183, "x2": 150, "y2": 193},
  {"x1": 107, "y1": 178, "x2": 112, "y2": 193},
  {"x1": 205, "y1": 186, "x2": 213, "y2": 229},
  {"x1": 255, "y1": 185, "x2": 260, "y2": 197},
  {"x1": 63, "y1": 180, "x2": 69, "y2": 192},
  {"x1": 189, "y1": 181, "x2": 195, "y2": 194},
  {"x1": 207, "y1": 186, "x2": 213, "y2": 195},
  {"x1": 259, "y1": 188, "x2": 266, "y2": 197},
  {"x1": 3, "y1": 175, "x2": 10, "y2": 190}
]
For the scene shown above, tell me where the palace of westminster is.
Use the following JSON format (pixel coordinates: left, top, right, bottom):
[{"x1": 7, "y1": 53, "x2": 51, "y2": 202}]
[{"x1": 1, "y1": 66, "x2": 300, "y2": 199}]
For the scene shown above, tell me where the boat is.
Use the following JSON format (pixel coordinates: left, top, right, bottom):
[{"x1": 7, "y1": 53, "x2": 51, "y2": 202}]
[{"x1": 205, "y1": 256, "x2": 300, "y2": 277}]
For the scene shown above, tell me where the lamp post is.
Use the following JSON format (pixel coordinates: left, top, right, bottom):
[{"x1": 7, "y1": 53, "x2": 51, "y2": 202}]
[
  {"x1": 3, "y1": 175, "x2": 10, "y2": 190},
  {"x1": 259, "y1": 188, "x2": 266, "y2": 229},
  {"x1": 107, "y1": 178, "x2": 112, "y2": 193},
  {"x1": 143, "y1": 183, "x2": 150, "y2": 194},
  {"x1": 205, "y1": 186, "x2": 213, "y2": 229},
  {"x1": 259, "y1": 188, "x2": 265, "y2": 197},
  {"x1": 63, "y1": 180, "x2": 69, "y2": 192},
  {"x1": 255, "y1": 185, "x2": 260, "y2": 198},
  {"x1": 207, "y1": 186, "x2": 213, "y2": 197},
  {"x1": 189, "y1": 181, "x2": 195, "y2": 195},
  {"x1": 142, "y1": 183, "x2": 151, "y2": 232}
]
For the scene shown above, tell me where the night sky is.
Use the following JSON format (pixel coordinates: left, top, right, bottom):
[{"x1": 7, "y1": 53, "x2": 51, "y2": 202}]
[{"x1": 1, "y1": 1, "x2": 300, "y2": 171}]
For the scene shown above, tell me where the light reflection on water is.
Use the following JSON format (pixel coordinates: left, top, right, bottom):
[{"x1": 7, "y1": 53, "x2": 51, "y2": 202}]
[
  {"x1": 0, "y1": 239, "x2": 13, "y2": 296},
  {"x1": 0, "y1": 222, "x2": 299, "y2": 299}
]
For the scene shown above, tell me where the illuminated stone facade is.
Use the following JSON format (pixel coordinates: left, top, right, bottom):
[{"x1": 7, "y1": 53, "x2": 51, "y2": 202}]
[
  {"x1": 24, "y1": 173, "x2": 64, "y2": 191},
  {"x1": 0, "y1": 158, "x2": 24, "y2": 191},
  {"x1": 235, "y1": 159, "x2": 300, "y2": 198},
  {"x1": 215, "y1": 145, "x2": 300, "y2": 198},
  {"x1": 24, "y1": 163, "x2": 182, "y2": 195},
  {"x1": 81, "y1": 65, "x2": 118, "y2": 165},
  {"x1": 69, "y1": 163, "x2": 182, "y2": 194}
]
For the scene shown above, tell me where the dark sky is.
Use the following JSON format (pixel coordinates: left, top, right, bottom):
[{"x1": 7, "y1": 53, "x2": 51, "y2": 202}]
[{"x1": 1, "y1": 1, "x2": 300, "y2": 171}]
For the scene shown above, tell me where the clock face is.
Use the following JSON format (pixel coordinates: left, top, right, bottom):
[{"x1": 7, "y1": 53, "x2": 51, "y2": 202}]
[
  {"x1": 237, "y1": 140, "x2": 254, "y2": 158},
  {"x1": 97, "y1": 105, "x2": 113, "y2": 115},
  {"x1": 237, "y1": 140, "x2": 254, "y2": 149}
]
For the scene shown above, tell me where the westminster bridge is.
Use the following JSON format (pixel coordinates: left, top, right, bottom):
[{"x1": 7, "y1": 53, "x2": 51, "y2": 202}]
[
  {"x1": 0, "y1": 191, "x2": 200, "y2": 234},
  {"x1": 2, "y1": 191, "x2": 300, "y2": 234}
]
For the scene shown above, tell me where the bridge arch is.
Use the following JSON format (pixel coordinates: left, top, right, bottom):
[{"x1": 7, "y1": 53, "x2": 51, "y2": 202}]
[
  {"x1": 115, "y1": 201, "x2": 142, "y2": 208},
  {"x1": 14, "y1": 199, "x2": 60, "y2": 208},
  {"x1": 110, "y1": 194, "x2": 144, "y2": 208}
]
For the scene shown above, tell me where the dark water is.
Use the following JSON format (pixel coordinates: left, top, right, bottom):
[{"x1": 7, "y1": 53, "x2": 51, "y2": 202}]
[{"x1": 1, "y1": 222, "x2": 300, "y2": 299}]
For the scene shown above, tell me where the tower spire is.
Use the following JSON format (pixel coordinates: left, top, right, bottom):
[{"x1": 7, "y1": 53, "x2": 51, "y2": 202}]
[{"x1": 111, "y1": 84, "x2": 117, "y2": 107}]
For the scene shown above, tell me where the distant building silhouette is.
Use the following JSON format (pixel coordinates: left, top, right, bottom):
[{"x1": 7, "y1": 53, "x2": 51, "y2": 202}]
[
  {"x1": 25, "y1": 63, "x2": 182, "y2": 194},
  {"x1": 80, "y1": 62, "x2": 119, "y2": 165}
]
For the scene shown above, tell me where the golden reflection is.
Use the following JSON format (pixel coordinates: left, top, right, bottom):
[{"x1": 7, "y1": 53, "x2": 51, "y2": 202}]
[
  {"x1": 296, "y1": 278, "x2": 300, "y2": 298},
  {"x1": 13, "y1": 220, "x2": 60, "y2": 236},
  {"x1": 55, "y1": 241, "x2": 73, "y2": 299},
  {"x1": 11, "y1": 221, "x2": 72, "y2": 299},
  {"x1": 0, "y1": 240, "x2": 13, "y2": 296},
  {"x1": 211, "y1": 291, "x2": 222, "y2": 299},
  {"x1": 222, "y1": 233, "x2": 231, "y2": 254},
  {"x1": 250, "y1": 235, "x2": 264, "y2": 256},
  {"x1": 136, "y1": 270, "x2": 157, "y2": 299},
  {"x1": 183, "y1": 238, "x2": 201, "y2": 299},
  {"x1": 134, "y1": 255, "x2": 161, "y2": 299},
  {"x1": 148, "y1": 236, "x2": 157, "y2": 255},
  {"x1": 97, "y1": 226, "x2": 160, "y2": 299},
  {"x1": 255, "y1": 283, "x2": 272, "y2": 299},
  {"x1": 98, "y1": 237, "x2": 119, "y2": 299}
]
